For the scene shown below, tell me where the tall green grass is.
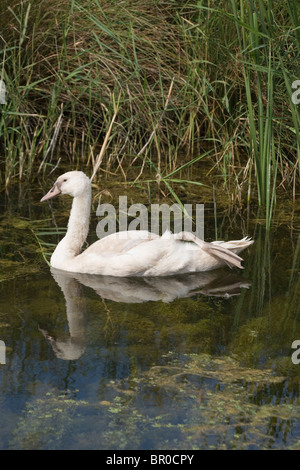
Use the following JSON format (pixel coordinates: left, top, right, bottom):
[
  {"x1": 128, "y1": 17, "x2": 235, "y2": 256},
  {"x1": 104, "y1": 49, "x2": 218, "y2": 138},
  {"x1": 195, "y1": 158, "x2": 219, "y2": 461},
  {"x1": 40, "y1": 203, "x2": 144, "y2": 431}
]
[
  {"x1": 229, "y1": 0, "x2": 299, "y2": 225},
  {"x1": 0, "y1": 0, "x2": 299, "y2": 218}
]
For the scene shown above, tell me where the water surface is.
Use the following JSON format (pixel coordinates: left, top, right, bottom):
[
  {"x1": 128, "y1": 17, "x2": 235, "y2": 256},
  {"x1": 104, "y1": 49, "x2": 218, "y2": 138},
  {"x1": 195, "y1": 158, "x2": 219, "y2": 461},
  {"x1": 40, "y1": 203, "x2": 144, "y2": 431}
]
[{"x1": 0, "y1": 179, "x2": 300, "y2": 450}]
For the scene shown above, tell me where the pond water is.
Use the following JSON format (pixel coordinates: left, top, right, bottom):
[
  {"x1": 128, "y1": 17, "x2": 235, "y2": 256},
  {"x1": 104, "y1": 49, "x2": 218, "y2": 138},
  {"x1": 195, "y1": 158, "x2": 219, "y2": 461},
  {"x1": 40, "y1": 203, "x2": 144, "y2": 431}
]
[{"x1": 0, "y1": 175, "x2": 300, "y2": 450}]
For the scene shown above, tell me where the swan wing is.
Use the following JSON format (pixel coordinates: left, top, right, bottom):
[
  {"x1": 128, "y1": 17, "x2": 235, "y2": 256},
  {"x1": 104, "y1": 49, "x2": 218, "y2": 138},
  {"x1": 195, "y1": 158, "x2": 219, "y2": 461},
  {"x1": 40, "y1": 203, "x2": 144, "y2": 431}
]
[{"x1": 84, "y1": 230, "x2": 159, "y2": 256}]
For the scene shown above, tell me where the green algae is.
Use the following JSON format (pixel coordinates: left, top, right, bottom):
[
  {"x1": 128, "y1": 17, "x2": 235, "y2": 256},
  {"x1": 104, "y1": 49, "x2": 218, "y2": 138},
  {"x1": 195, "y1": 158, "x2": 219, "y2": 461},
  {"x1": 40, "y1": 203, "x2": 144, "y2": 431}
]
[
  {"x1": 9, "y1": 354, "x2": 298, "y2": 450},
  {"x1": 0, "y1": 215, "x2": 46, "y2": 281},
  {"x1": 9, "y1": 389, "x2": 90, "y2": 450}
]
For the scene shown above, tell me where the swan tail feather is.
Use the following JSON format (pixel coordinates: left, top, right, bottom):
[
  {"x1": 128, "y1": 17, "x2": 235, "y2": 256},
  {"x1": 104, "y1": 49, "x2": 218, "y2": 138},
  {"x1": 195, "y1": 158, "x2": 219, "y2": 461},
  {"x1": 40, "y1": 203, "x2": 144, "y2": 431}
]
[
  {"x1": 205, "y1": 243, "x2": 244, "y2": 269},
  {"x1": 174, "y1": 231, "x2": 245, "y2": 269}
]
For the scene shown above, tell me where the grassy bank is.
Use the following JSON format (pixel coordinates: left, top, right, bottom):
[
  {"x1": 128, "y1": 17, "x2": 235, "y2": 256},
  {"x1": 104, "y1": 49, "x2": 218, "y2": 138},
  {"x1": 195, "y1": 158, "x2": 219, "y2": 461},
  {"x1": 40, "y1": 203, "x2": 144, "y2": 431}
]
[{"x1": 0, "y1": 0, "x2": 299, "y2": 211}]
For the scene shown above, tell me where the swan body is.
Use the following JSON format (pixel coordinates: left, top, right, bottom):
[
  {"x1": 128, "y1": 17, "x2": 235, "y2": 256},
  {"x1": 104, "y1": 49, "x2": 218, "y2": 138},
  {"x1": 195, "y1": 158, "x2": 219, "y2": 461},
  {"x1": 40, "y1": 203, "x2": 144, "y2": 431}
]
[{"x1": 41, "y1": 171, "x2": 253, "y2": 276}]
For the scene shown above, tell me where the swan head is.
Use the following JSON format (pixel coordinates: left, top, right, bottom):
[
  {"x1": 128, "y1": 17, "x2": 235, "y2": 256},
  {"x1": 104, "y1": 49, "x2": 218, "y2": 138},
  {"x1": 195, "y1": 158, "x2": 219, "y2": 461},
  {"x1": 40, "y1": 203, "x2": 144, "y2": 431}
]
[{"x1": 40, "y1": 171, "x2": 91, "y2": 202}]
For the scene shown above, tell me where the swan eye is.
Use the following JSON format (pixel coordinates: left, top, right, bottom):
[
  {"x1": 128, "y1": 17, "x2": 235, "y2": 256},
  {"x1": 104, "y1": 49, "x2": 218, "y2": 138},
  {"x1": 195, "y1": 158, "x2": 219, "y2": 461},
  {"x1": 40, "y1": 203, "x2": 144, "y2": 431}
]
[{"x1": 63, "y1": 178, "x2": 67, "y2": 182}]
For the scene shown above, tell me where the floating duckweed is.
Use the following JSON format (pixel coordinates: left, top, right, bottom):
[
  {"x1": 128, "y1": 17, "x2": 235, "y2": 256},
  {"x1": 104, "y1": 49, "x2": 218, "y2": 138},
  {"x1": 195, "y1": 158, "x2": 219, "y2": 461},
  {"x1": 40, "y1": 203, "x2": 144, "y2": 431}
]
[{"x1": 7, "y1": 353, "x2": 300, "y2": 449}]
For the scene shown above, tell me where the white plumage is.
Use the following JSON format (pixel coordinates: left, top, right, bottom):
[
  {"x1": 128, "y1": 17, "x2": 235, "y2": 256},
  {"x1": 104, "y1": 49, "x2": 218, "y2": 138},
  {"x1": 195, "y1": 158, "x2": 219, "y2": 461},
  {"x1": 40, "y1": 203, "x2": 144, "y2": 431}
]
[{"x1": 41, "y1": 171, "x2": 253, "y2": 276}]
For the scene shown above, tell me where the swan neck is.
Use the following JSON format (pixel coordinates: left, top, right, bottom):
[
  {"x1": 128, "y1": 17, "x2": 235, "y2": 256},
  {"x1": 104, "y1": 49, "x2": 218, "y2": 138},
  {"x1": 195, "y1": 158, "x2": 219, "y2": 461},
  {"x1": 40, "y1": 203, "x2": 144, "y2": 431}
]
[
  {"x1": 51, "y1": 187, "x2": 91, "y2": 268},
  {"x1": 66, "y1": 189, "x2": 91, "y2": 253}
]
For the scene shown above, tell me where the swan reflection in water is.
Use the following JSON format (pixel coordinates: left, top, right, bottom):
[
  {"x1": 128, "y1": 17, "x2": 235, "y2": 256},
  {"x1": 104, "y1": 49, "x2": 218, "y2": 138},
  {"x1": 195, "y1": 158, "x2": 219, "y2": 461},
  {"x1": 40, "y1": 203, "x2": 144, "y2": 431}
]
[{"x1": 39, "y1": 268, "x2": 251, "y2": 360}]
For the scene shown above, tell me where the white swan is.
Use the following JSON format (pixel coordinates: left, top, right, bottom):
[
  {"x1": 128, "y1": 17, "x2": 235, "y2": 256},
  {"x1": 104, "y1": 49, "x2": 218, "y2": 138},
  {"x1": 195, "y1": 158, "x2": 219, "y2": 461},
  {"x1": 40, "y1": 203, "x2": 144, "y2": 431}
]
[{"x1": 40, "y1": 171, "x2": 253, "y2": 276}]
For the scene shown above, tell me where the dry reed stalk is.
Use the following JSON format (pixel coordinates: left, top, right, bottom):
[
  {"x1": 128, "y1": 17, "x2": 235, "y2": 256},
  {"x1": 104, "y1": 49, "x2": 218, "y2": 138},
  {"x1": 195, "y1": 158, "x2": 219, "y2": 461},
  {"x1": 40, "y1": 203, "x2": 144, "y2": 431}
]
[
  {"x1": 38, "y1": 104, "x2": 64, "y2": 173},
  {"x1": 133, "y1": 77, "x2": 175, "y2": 183},
  {"x1": 90, "y1": 91, "x2": 122, "y2": 181}
]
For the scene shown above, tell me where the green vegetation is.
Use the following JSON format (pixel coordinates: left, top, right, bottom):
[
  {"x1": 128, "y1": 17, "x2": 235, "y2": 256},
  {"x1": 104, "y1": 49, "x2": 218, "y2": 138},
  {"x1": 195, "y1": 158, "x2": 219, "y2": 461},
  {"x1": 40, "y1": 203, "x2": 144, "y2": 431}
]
[
  {"x1": 0, "y1": 0, "x2": 299, "y2": 217},
  {"x1": 8, "y1": 357, "x2": 295, "y2": 450}
]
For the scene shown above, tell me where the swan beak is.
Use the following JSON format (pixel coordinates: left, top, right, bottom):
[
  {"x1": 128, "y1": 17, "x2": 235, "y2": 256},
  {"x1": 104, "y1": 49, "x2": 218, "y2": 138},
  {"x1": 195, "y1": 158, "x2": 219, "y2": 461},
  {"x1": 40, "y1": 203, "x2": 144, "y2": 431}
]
[{"x1": 40, "y1": 183, "x2": 61, "y2": 202}]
